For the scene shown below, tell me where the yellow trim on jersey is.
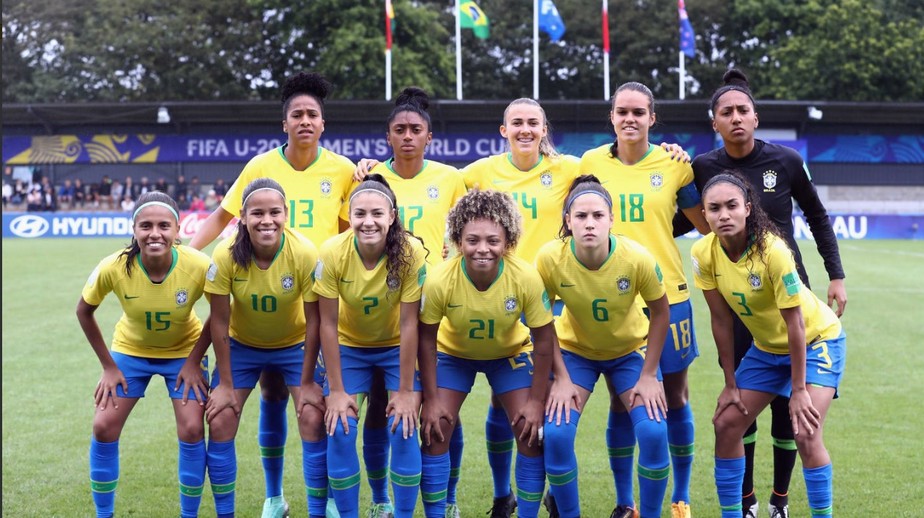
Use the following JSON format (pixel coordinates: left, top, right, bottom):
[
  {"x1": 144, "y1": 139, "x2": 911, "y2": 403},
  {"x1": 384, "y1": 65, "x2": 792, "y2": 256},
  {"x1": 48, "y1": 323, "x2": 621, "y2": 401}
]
[
  {"x1": 691, "y1": 232, "x2": 841, "y2": 354},
  {"x1": 206, "y1": 227, "x2": 319, "y2": 348},
  {"x1": 580, "y1": 144, "x2": 695, "y2": 304},
  {"x1": 462, "y1": 153, "x2": 580, "y2": 263},
  {"x1": 420, "y1": 254, "x2": 552, "y2": 360},
  {"x1": 221, "y1": 145, "x2": 354, "y2": 246},
  {"x1": 81, "y1": 246, "x2": 210, "y2": 359},
  {"x1": 313, "y1": 230, "x2": 426, "y2": 347},
  {"x1": 536, "y1": 235, "x2": 665, "y2": 360}
]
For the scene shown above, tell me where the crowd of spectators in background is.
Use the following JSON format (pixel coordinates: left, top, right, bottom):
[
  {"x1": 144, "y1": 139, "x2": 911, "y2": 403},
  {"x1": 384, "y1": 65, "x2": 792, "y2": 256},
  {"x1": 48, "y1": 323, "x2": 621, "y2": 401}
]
[{"x1": 2, "y1": 170, "x2": 228, "y2": 213}]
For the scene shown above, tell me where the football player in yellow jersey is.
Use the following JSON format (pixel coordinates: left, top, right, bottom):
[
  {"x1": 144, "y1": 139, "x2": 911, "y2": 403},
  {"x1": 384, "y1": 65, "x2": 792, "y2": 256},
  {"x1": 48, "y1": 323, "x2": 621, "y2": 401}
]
[
  {"x1": 691, "y1": 173, "x2": 844, "y2": 518},
  {"x1": 579, "y1": 82, "x2": 711, "y2": 518},
  {"x1": 315, "y1": 174, "x2": 426, "y2": 518},
  {"x1": 189, "y1": 72, "x2": 352, "y2": 518},
  {"x1": 536, "y1": 175, "x2": 672, "y2": 518},
  {"x1": 197, "y1": 178, "x2": 326, "y2": 518},
  {"x1": 343, "y1": 87, "x2": 467, "y2": 518},
  {"x1": 77, "y1": 191, "x2": 212, "y2": 518},
  {"x1": 418, "y1": 190, "x2": 558, "y2": 518}
]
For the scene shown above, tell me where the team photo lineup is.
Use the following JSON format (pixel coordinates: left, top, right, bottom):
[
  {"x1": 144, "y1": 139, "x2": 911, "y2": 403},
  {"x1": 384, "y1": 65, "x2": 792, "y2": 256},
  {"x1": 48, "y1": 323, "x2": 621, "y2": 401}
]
[{"x1": 71, "y1": 64, "x2": 852, "y2": 518}]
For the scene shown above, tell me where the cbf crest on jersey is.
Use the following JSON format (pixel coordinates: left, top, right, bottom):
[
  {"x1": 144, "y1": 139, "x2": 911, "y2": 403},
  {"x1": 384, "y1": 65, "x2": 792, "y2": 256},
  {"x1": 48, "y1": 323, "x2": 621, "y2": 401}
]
[
  {"x1": 175, "y1": 288, "x2": 189, "y2": 306},
  {"x1": 427, "y1": 185, "x2": 440, "y2": 201},
  {"x1": 616, "y1": 275, "x2": 632, "y2": 294},
  {"x1": 503, "y1": 295, "x2": 519, "y2": 314},
  {"x1": 281, "y1": 273, "x2": 295, "y2": 292},
  {"x1": 748, "y1": 272, "x2": 763, "y2": 290},
  {"x1": 649, "y1": 172, "x2": 664, "y2": 191},
  {"x1": 762, "y1": 170, "x2": 777, "y2": 191},
  {"x1": 319, "y1": 178, "x2": 333, "y2": 197},
  {"x1": 540, "y1": 171, "x2": 553, "y2": 188}
]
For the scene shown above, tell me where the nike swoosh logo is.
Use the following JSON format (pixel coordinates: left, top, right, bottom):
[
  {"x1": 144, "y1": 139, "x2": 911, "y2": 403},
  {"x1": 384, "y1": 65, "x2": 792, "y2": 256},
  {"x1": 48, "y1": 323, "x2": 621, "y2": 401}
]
[
  {"x1": 560, "y1": 283, "x2": 575, "y2": 288},
  {"x1": 233, "y1": 277, "x2": 247, "y2": 282},
  {"x1": 340, "y1": 278, "x2": 354, "y2": 283},
  {"x1": 448, "y1": 303, "x2": 462, "y2": 308},
  {"x1": 124, "y1": 295, "x2": 139, "y2": 299},
  {"x1": 816, "y1": 369, "x2": 831, "y2": 375},
  {"x1": 680, "y1": 350, "x2": 692, "y2": 359}
]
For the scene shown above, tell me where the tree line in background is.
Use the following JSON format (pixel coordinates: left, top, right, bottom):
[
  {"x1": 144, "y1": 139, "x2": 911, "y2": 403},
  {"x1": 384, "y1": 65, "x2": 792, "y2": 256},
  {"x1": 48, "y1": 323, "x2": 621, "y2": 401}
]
[{"x1": 3, "y1": 0, "x2": 922, "y2": 104}]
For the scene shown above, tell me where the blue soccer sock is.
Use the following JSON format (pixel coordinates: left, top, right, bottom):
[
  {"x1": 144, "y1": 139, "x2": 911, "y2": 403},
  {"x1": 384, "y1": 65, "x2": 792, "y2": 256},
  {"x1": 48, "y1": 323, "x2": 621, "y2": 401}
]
[
  {"x1": 543, "y1": 410, "x2": 581, "y2": 518},
  {"x1": 515, "y1": 453, "x2": 545, "y2": 518},
  {"x1": 485, "y1": 404, "x2": 515, "y2": 498},
  {"x1": 607, "y1": 409, "x2": 636, "y2": 507},
  {"x1": 667, "y1": 403, "x2": 695, "y2": 504},
  {"x1": 715, "y1": 456, "x2": 745, "y2": 518},
  {"x1": 363, "y1": 422, "x2": 391, "y2": 505},
  {"x1": 631, "y1": 406, "x2": 669, "y2": 518},
  {"x1": 259, "y1": 398, "x2": 288, "y2": 499},
  {"x1": 89, "y1": 437, "x2": 119, "y2": 518},
  {"x1": 804, "y1": 464, "x2": 833, "y2": 517},
  {"x1": 178, "y1": 439, "x2": 206, "y2": 518},
  {"x1": 388, "y1": 416, "x2": 422, "y2": 518},
  {"x1": 207, "y1": 438, "x2": 237, "y2": 516},
  {"x1": 302, "y1": 438, "x2": 328, "y2": 518},
  {"x1": 328, "y1": 416, "x2": 361, "y2": 518},
  {"x1": 446, "y1": 421, "x2": 464, "y2": 505},
  {"x1": 421, "y1": 452, "x2": 450, "y2": 518}
]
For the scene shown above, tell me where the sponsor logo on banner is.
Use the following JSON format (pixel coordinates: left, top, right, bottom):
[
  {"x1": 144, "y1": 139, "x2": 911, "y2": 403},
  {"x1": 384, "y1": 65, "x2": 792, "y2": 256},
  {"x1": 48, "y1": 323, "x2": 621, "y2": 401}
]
[{"x1": 9, "y1": 215, "x2": 50, "y2": 238}]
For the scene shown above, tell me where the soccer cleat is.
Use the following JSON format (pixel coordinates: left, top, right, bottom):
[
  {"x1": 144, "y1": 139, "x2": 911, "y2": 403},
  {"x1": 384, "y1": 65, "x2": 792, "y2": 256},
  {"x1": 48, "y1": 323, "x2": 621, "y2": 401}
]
[
  {"x1": 262, "y1": 495, "x2": 290, "y2": 518},
  {"x1": 445, "y1": 503, "x2": 461, "y2": 518},
  {"x1": 367, "y1": 502, "x2": 395, "y2": 518},
  {"x1": 326, "y1": 496, "x2": 341, "y2": 518},
  {"x1": 542, "y1": 491, "x2": 560, "y2": 518},
  {"x1": 767, "y1": 503, "x2": 789, "y2": 518},
  {"x1": 743, "y1": 501, "x2": 759, "y2": 518},
  {"x1": 487, "y1": 492, "x2": 517, "y2": 518},
  {"x1": 671, "y1": 501, "x2": 692, "y2": 518},
  {"x1": 609, "y1": 505, "x2": 640, "y2": 518}
]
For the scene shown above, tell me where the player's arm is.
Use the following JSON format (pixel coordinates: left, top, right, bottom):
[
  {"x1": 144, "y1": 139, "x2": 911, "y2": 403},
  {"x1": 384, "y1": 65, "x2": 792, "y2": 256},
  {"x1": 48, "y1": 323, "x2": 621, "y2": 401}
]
[
  {"x1": 680, "y1": 203, "x2": 711, "y2": 235},
  {"x1": 781, "y1": 305, "x2": 818, "y2": 436},
  {"x1": 514, "y1": 322, "x2": 554, "y2": 447},
  {"x1": 318, "y1": 295, "x2": 357, "y2": 435},
  {"x1": 189, "y1": 206, "x2": 235, "y2": 250},
  {"x1": 176, "y1": 315, "x2": 212, "y2": 406},
  {"x1": 701, "y1": 288, "x2": 748, "y2": 422},
  {"x1": 630, "y1": 293, "x2": 669, "y2": 421},
  {"x1": 297, "y1": 301, "x2": 324, "y2": 418},
  {"x1": 205, "y1": 294, "x2": 240, "y2": 422},
  {"x1": 76, "y1": 297, "x2": 126, "y2": 410},
  {"x1": 545, "y1": 327, "x2": 582, "y2": 426},
  {"x1": 387, "y1": 300, "x2": 422, "y2": 437}
]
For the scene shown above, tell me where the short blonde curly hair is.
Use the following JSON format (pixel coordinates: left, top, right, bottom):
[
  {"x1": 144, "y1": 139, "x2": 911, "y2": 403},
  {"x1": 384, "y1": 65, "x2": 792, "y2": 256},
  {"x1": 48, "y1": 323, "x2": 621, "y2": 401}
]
[{"x1": 447, "y1": 189, "x2": 522, "y2": 251}]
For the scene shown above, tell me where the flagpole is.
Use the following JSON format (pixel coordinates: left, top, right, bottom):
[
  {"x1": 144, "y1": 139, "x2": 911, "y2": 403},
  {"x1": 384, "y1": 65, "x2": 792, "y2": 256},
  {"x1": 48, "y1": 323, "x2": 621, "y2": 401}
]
[
  {"x1": 533, "y1": 0, "x2": 540, "y2": 99},
  {"x1": 455, "y1": 0, "x2": 463, "y2": 100},
  {"x1": 602, "y1": 0, "x2": 610, "y2": 100},
  {"x1": 679, "y1": 52, "x2": 685, "y2": 100},
  {"x1": 385, "y1": 0, "x2": 393, "y2": 100}
]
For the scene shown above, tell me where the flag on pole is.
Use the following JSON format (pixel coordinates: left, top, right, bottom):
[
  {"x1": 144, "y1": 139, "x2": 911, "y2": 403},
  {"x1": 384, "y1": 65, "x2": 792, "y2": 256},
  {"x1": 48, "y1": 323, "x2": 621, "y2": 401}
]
[
  {"x1": 602, "y1": 0, "x2": 610, "y2": 53},
  {"x1": 385, "y1": 0, "x2": 395, "y2": 50},
  {"x1": 602, "y1": 0, "x2": 610, "y2": 99},
  {"x1": 539, "y1": 0, "x2": 565, "y2": 42},
  {"x1": 460, "y1": 1, "x2": 490, "y2": 39},
  {"x1": 678, "y1": 0, "x2": 695, "y2": 57}
]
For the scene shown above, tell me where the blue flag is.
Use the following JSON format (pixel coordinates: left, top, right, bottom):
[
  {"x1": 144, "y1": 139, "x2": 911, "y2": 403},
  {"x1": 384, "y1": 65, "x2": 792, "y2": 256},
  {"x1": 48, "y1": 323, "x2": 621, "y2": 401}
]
[
  {"x1": 539, "y1": 0, "x2": 566, "y2": 42},
  {"x1": 678, "y1": 0, "x2": 695, "y2": 57}
]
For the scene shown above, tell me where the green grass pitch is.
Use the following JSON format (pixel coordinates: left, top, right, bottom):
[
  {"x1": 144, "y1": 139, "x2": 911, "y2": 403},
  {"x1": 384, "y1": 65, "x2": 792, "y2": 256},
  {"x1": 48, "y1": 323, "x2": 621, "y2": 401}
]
[{"x1": 2, "y1": 238, "x2": 921, "y2": 517}]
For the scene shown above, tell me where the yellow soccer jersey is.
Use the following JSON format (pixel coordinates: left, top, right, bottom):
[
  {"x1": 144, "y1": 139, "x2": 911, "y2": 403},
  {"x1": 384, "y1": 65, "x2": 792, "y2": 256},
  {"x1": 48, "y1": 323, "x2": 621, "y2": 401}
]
[
  {"x1": 313, "y1": 230, "x2": 427, "y2": 347},
  {"x1": 420, "y1": 255, "x2": 553, "y2": 360},
  {"x1": 81, "y1": 246, "x2": 210, "y2": 359},
  {"x1": 340, "y1": 159, "x2": 466, "y2": 265},
  {"x1": 206, "y1": 227, "x2": 319, "y2": 349},
  {"x1": 222, "y1": 145, "x2": 354, "y2": 245},
  {"x1": 691, "y1": 232, "x2": 842, "y2": 355},
  {"x1": 463, "y1": 153, "x2": 580, "y2": 263},
  {"x1": 536, "y1": 235, "x2": 666, "y2": 360},
  {"x1": 580, "y1": 144, "x2": 696, "y2": 304}
]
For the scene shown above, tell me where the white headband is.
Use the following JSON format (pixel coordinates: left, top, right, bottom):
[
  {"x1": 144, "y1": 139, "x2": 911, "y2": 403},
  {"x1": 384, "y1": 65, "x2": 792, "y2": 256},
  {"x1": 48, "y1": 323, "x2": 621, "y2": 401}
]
[
  {"x1": 349, "y1": 187, "x2": 394, "y2": 208},
  {"x1": 132, "y1": 201, "x2": 179, "y2": 223},
  {"x1": 242, "y1": 187, "x2": 286, "y2": 208}
]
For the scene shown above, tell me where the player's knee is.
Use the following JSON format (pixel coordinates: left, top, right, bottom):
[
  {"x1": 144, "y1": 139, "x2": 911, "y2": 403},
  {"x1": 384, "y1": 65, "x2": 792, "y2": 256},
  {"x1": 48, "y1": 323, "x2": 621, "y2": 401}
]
[
  {"x1": 542, "y1": 420, "x2": 577, "y2": 461},
  {"x1": 633, "y1": 415, "x2": 668, "y2": 453}
]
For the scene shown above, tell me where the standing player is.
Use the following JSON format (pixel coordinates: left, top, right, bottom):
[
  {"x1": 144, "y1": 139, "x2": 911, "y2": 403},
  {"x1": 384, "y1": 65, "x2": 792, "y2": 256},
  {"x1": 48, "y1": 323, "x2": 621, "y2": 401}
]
[
  {"x1": 580, "y1": 82, "x2": 711, "y2": 518},
  {"x1": 77, "y1": 191, "x2": 212, "y2": 518},
  {"x1": 417, "y1": 189, "x2": 558, "y2": 518},
  {"x1": 676, "y1": 68, "x2": 847, "y2": 518},
  {"x1": 315, "y1": 174, "x2": 427, "y2": 518},
  {"x1": 199, "y1": 178, "x2": 326, "y2": 518},
  {"x1": 346, "y1": 87, "x2": 466, "y2": 518},
  {"x1": 691, "y1": 172, "x2": 844, "y2": 518},
  {"x1": 190, "y1": 72, "x2": 353, "y2": 518},
  {"x1": 536, "y1": 175, "x2": 671, "y2": 518}
]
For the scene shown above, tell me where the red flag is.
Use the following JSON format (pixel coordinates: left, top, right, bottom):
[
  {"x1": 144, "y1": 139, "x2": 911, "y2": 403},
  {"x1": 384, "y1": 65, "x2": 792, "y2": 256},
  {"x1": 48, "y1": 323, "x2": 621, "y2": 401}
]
[
  {"x1": 385, "y1": 0, "x2": 395, "y2": 50},
  {"x1": 602, "y1": 0, "x2": 610, "y2": 53}
]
